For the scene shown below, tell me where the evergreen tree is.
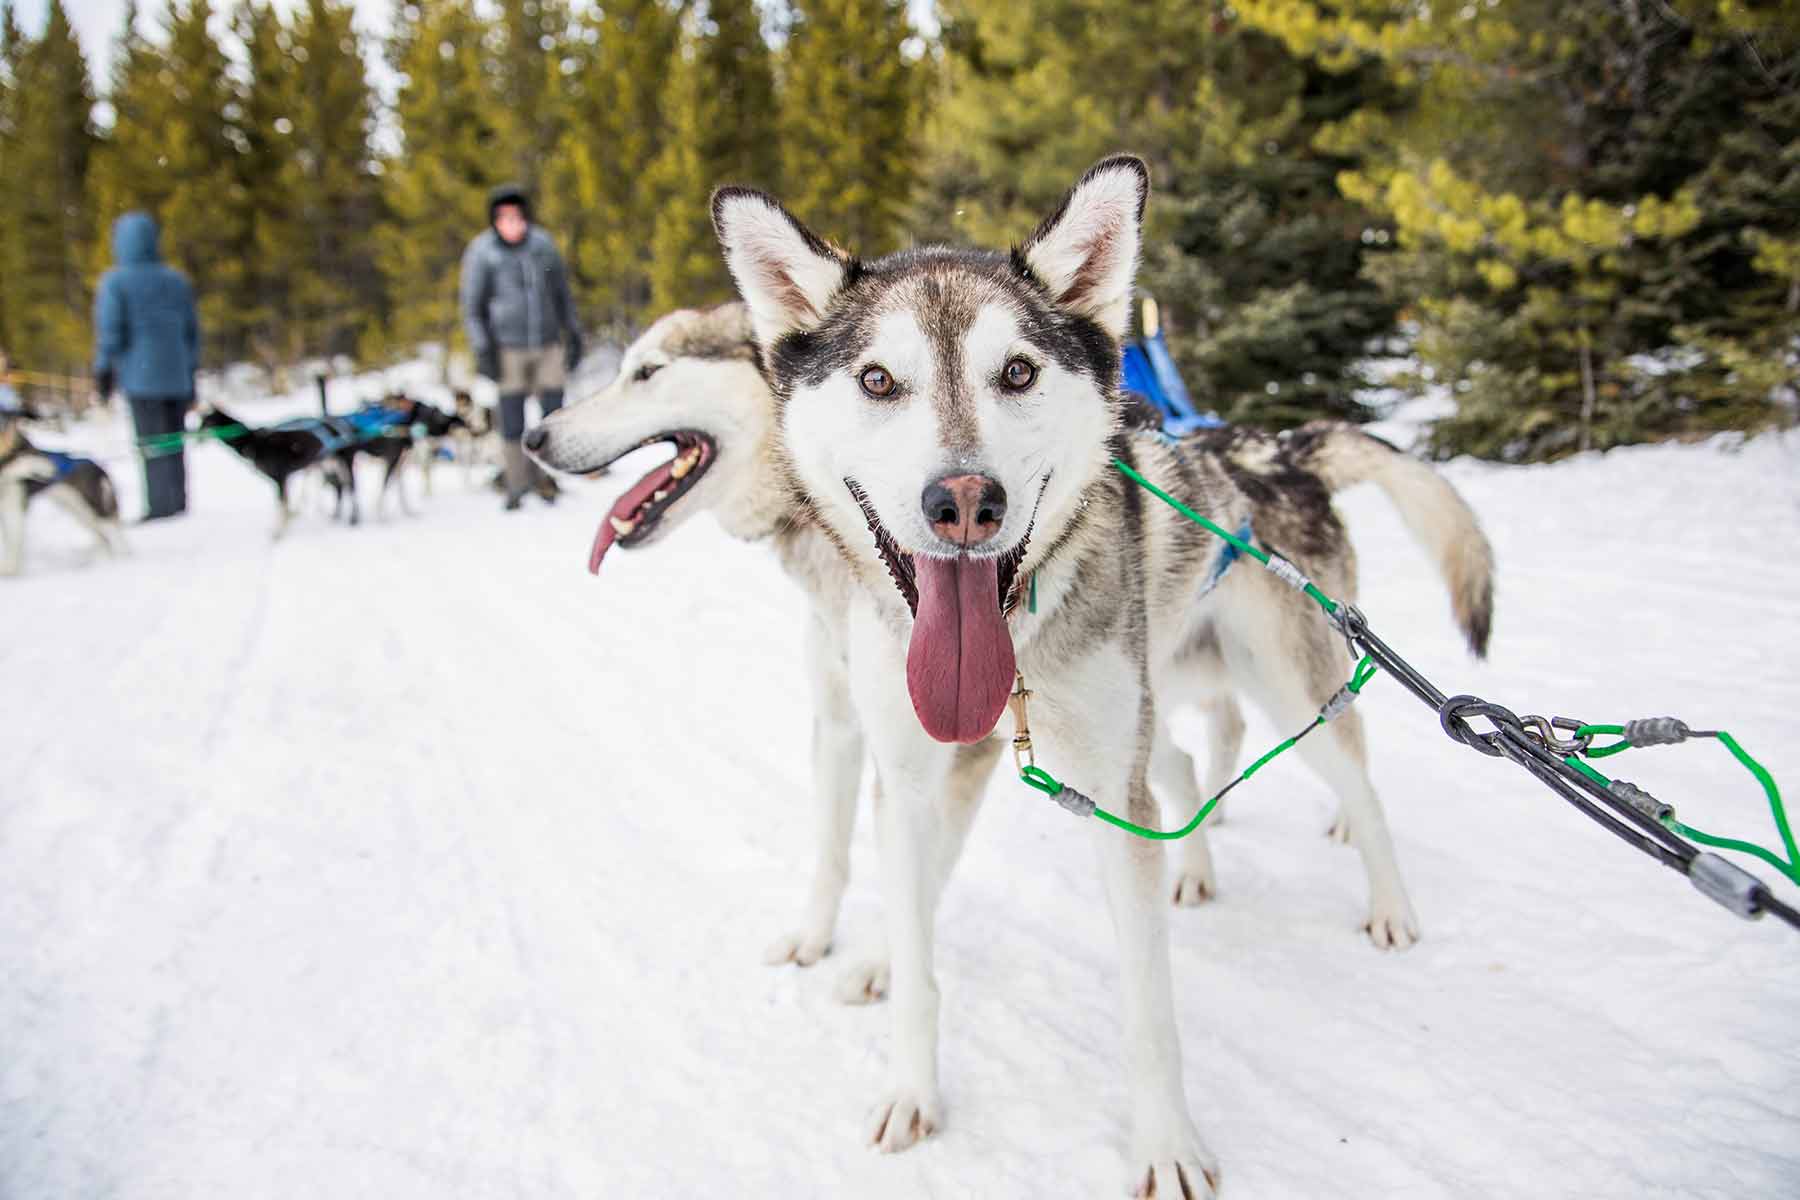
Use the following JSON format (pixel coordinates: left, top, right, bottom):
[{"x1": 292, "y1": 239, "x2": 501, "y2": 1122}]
[
  {"x1": 2, "y1": 0, "x2": 95, "y2": 377},
  {"x1": 0, "y1": 2, "x2": 23, "y2": 361},
  {"x1": 374, "y1": 0, "x2": 505, "y2": 358},
  {"x1": 491, "y1": 0, "x2": 566, "y2": 191},
  {"x1": 647, "y1": 0, "x2": 779, "y2": 311},
  {"x1": 924, "y1": 0, "x2": 1396, "y2": 425},
  {"x1": 779, "y1": 0, "x2": 918, "y2": 252},
  {"x1": 1242, "y1": 0, "x2": 1800, "y2": 458},
  {"x1": 233, "y1": 0, "x2": 293, "y2": 368},
  {"x1": 545, "y1": 0, "x2": 683, "y2": 328},
  {"x1": 87, "y1": 0, "x2": 246, "y2": 364},
  {"x1": 256, "y1": 0, "x2": 383, "y2": 361}
]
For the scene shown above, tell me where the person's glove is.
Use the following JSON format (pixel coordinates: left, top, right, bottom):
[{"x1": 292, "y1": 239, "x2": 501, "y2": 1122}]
[
  {"x1": 95, "y1": 367, "x2": 115, "y2": 398},
  {"x1": 476, "y1": 346, "x2": 499, "y2": 382},
  {"x1": 564, "y1": 332, "x2": 584, "y2": 372}
]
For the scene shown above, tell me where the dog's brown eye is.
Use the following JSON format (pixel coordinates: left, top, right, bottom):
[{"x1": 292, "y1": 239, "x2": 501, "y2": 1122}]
[
  {"x1": 1002, "y1": 357, "x2": 1036, "y2": 391},
  {"x1": 860, "y1": 365, "x2": 896, "y2": 398}
]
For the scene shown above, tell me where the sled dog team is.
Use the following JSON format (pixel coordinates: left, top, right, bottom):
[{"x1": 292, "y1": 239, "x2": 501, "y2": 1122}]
[
  {"x1": 529, "y1": 158, "x2": 1496, "y2": 1196},
  {"x1": 0, "y1": 391, "x2": 488, "y2": 570}
]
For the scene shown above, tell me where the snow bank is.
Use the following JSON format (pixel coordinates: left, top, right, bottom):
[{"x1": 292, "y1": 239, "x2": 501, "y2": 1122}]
[{"x1": 3, "y1": 410, "x2": 1796, "y2": 1197}]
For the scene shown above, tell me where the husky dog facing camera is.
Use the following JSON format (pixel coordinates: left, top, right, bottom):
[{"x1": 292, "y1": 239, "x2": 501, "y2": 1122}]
[{"x1": 709, "y1": 156, "x2": 1494, "y2": 1194}]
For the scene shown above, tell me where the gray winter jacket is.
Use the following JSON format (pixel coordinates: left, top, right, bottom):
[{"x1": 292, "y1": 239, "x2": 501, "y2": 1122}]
[{"x1": 459, "y1": 227, "x2": 579, "y2": 355}]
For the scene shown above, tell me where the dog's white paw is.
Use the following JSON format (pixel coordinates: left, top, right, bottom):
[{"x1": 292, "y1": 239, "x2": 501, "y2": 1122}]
[
  {"x1": 1171, "y1": 869, "x2": 1214, "y2": 907},
  {"x1": 762, "y1": 927, "x2": 831, "y2": 968},
  {"x1": 834, "y1": 959, "x2": 889, "y2": 1005},
  {"x1": 1327, "y1": 807, "x2": 1353, "y2": 844},
  {"x1": 1129, "y1": 1124, "x2": 1220, "y2": 1199},
  {"x1": 1364, "y1": 893, "x2": 1420, "y2": 951},
  {"x1": 865, "y1": 1087, "x2": 941, "y2": 1153}
]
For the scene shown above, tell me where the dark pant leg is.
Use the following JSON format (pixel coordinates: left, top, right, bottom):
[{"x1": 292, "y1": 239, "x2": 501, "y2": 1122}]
[
  {"x1": 497, "y1": 392, "x2": 532, "y2": 503},
  {"x1": 130, "y1": 395, "x2": 188, "y2": 518},
  {"x1": 538, "y1": 389, "x2": 564, "y2": 419},
  {"x1": 497, "y1": 392, "x2": 529, "y2": 442}
]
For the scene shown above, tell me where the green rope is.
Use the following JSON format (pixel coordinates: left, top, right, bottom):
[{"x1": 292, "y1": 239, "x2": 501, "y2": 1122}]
[
  {"x1": 1016, "y1": 459, "x2": 1369, "y2": 839},
  {"x1": 137, "y1": 424, "x2": 247, "y2": 458},
  {"x1": 1037, "y1": 456, "x2": 1799, "y2": 894},
  {"x1": 1570, "y1": 725, "x2": 1799, "y2": 887},
  {"x1": 1026, "y1": 656, "x2": 1379, "y2": 841},
  {"x1": 1111, "y1": 457, "x2": 1340, "y2": 618}
]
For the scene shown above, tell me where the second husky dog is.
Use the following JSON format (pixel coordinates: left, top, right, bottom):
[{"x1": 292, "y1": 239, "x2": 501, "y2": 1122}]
[{"x1": 709, "y1": 158, "x2": 1493, "y2": 1192}]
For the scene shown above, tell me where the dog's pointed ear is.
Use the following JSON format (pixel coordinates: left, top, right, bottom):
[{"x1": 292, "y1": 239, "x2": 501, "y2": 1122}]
[
  {"x1": 712, "y1": 187, "x2": 850, "y2": 347},
  {"x1": 1016, "y1": 155, "x2": 1149, "y2": 339}
]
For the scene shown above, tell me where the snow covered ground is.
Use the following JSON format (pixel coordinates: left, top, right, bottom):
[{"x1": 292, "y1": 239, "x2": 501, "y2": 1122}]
[{"x1": 4, "y1": 396, "x2": 1798, "y2": 1198}]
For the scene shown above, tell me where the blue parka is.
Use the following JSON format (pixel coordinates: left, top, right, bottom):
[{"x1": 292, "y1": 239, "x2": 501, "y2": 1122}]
[{"x1": 93, "y1": 213, "x2": 200, "y2": 398}]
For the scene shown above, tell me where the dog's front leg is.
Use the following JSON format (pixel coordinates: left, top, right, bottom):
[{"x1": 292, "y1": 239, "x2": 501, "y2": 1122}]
[
  {"x1": 1037, "y1": 659, "x2": 1219, "y2": 1199},
  {"x1": 849, "y1": 602, "x2": 956, "y2": 1153},
  {"x1": 766, "y1": 611, "x2": 862, "y2": 968},
  {"x1": 0, "y1": 483, "x2": 24, "y2": 575},
  {"x1": 396, "y1": 449, "x2": 418, "y2": 517},
  {"x1": 867, "y1": 744, "x2": 951, "y2": 1152},
  {"x1": 274, "y1": 478, "x2": 292, "y2": 540}
]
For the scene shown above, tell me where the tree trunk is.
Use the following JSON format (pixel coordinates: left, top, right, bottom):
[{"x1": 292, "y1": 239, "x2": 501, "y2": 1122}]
[{"x1": 1578, "y1": 326, "x2": 1597, "y2": 453}]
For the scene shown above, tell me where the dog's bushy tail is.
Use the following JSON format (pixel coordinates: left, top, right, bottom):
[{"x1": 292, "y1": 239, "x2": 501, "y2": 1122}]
[{"x1": 1287, "y1": 421, "x2": 1494, "y2": 657}]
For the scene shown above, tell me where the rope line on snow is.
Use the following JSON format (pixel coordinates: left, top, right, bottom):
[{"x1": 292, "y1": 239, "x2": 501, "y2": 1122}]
[{"x1": 1010, "y1": 457, "x2": 1800, "y2": 935}]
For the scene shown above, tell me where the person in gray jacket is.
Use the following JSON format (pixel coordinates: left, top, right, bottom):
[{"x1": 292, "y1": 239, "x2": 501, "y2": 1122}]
[{"x1": 459, "y1": 183, "x2": 583, "y2": 509}]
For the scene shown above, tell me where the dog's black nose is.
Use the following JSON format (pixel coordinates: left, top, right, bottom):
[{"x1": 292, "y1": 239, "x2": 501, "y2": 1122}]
[
  {"x1": 921, "y1": 474, "x2": 1007, "y2": 547},
  {"x1": 523, "y1": 427, "x2": 548, "y2": 453}
]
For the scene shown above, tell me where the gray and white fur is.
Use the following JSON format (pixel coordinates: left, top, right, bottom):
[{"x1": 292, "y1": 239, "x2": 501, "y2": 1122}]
[
  {"x1": 705, "y1": 156, "x2": 1495, "y2": 1195},
  {"x1": 0, "y1": 417, "x2": 129, "y2": 576}
]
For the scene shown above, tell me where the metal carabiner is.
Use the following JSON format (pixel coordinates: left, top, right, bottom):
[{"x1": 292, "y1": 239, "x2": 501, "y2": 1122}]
[{"x1": 1518, "y1": 715, "x2": 1593, "y2": 755}]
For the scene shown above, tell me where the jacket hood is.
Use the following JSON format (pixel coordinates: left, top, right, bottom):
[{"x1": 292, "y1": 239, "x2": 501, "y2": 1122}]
[
  {"x1": 488, "y1": 182, "x2": 532, "y2": 227},
  {"x1": 112, "y1": 212, "x2": 161, "y2": 265}
]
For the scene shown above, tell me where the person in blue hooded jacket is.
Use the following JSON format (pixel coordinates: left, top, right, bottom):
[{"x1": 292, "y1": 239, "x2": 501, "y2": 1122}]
[{"x1": 93, "y1": 212, "x2": 200, "y2": 521}]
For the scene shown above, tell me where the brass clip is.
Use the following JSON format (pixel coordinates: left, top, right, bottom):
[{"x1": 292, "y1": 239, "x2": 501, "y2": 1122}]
[{"x1": 1008, "y1": 671, "x2": 1035, "y2": 775}]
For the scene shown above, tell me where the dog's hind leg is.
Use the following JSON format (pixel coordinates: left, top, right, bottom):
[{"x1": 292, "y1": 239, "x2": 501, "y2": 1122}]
[
  {"x1": 1293, "y1": 703, "x2": 1418, "y2": 949},
  {"x1": 1194, "y1": 694, "x2": 1245, "y2": 827},
  {"x1": 1151, "y1": 720, "x2": 1217, "y2": 906},
  {"x1": 394, "y1": 448, "x2": 417, "y2": 517},
  {"x1": 342, "y1": 453, "x2": 361, "y2": 525},
  {"x1": 0, "y1": 483, "x2": 24, "y2": 576},
  {"x1": 1222, "y1": 580, "x2": 1419, "y2": 949},
  {"x1": 45, "y1": 483, "x2": 118, "y2": 562},
  {"x1": 766, "y1": 615, "x2": 864, "y2": 969}
]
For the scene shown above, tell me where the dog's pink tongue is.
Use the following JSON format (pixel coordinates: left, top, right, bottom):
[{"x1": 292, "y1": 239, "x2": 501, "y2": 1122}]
[{"x1": 906, "y1": 555, "x2": 1016, "y2": 744}]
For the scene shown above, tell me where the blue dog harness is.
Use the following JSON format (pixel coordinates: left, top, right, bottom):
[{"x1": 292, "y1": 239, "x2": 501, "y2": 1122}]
[
  {"x1": 1198, "y1": 517, "x2": 1254, "y2": 600},
  {"x1": 1134, "y1": 429, "x2": 1251, "y2": 600},
  {"x1": 42, "y1": 450, "x2": 93, "y2": 480},
  {"x1": 272, "y1": 405, "x2": 411, "y2": 454}
]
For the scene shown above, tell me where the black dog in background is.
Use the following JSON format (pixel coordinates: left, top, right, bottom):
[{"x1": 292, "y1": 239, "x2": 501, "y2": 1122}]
[{"x1": 203, "y1": 396, "x2": 466, "y2": 537}]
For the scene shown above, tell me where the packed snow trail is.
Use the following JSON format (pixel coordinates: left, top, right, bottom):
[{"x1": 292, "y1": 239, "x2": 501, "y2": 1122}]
[{"x1": 3, "y1": 398, "x2": 1797, "y2": 1198}]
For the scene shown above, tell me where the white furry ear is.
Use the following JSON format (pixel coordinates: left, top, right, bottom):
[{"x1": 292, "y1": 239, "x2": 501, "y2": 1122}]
[
  {"x1": 711, "y1": 187, "x2": 850, "y2": 347},
  {"x1": 1018, "y1": 155, "x2": 1149, "y2": 339}
]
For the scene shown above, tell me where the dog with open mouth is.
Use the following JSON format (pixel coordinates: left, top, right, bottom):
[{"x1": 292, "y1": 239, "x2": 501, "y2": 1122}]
[
  {"x1": 711, "y1": 156, "x2": 1495, "y2": 1195},
  {"x1": 526, "y1": 300, "x2": 1497, "y2": 1023},
  {"x1": 526, "y1": 304, "x2": 1006, "y2": 998}
]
